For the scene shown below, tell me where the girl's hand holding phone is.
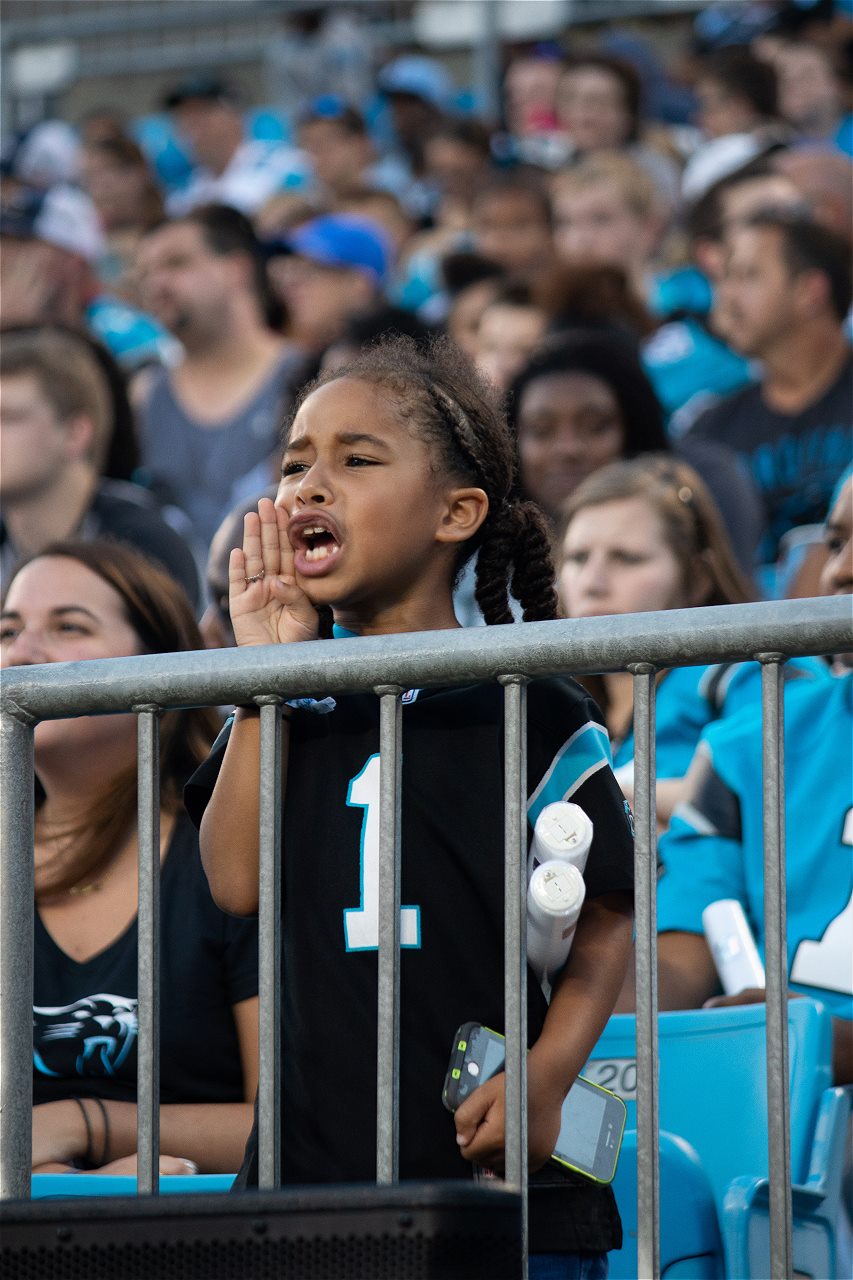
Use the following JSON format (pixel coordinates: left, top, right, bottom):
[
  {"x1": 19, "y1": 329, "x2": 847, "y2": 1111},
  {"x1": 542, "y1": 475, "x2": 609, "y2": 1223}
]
[
  {"x1": 453, "y1": 1065, "x2": 563, "y2": 1175},
  {"x1": 229, "y1": 497, "x2": 319, "y2": 647}
]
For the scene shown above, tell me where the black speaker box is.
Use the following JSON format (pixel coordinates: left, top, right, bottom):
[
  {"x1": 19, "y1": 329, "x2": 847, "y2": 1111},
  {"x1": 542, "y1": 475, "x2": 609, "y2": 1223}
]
[{"x1": 0, "y1": 1181, "x2": 522, "y2": 1280}]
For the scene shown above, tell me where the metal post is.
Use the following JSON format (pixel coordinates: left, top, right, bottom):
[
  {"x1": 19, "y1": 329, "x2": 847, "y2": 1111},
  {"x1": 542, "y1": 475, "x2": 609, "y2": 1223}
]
[
  {"x1": 375, "y1": 685, "x2": 404, "y2": 1185},
  {"x1": 0, "y1": 711, "x2": 35, "y2": 1200},
  {"x1": 257, "y1": 697, "x2": 283, "y2": 1189},
  {"x1": 473, "y1": 0, "x2": 502, "y2": 124},
  {"x1": 500, "y1": 675, "x2": 529, "y2": 1277},
  {"x1": 759, "y1": 656, "x2": 793, "y2": 1277},
  {"x1": 135, "y1": 706, "x2": 161, "y2": 1195},
  {"x1": 630, "y1": 665, "x2": 660, "y2": 1280}
]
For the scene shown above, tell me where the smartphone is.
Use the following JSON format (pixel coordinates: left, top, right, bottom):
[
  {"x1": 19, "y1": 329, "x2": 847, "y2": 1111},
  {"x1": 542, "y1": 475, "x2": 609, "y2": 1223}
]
[{"x1": 442, "y1": 1022, "x2": 626, "y2": 1185}]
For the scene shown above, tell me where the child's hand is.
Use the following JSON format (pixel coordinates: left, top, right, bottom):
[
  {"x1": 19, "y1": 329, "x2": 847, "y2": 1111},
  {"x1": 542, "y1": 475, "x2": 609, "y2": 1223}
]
[
  {"x1": 229, "y1": 497, "x2": 320, "y2": 647},
  {"x1": 453, "y1": 1068, "x2": 563, "y2": 1175}
]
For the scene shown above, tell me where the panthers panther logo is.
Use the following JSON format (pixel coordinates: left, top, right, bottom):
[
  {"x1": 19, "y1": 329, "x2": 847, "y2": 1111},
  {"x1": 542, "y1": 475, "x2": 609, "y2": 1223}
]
[{"x1": 33, "y1": 994, "x2": 138, "y2": 1078}]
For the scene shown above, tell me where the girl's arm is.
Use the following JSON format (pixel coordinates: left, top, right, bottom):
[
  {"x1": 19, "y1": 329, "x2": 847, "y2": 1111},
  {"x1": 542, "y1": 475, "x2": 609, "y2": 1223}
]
[
  {"x1": 199, "y1": 710, "x2": 287, "y2": 915},
  {"x1": 200, "y1": 499, "x2": 318, "y2": 915},
  {"x1": 454, "y1": 892, "x2": 634, "y2": 1172},
  {"x1": 32, "y1": 995, "x2": 260, "y2": 1173}
]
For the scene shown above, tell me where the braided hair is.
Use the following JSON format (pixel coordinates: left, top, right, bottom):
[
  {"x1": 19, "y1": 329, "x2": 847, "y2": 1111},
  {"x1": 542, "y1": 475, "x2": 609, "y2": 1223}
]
[{"x1": 281, "y1": 334, "x2": 558, "y2": 626}]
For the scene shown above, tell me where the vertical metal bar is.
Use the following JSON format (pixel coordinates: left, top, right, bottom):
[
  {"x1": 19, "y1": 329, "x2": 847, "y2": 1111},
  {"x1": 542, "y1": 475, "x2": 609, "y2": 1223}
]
[
  {"x1": 473, "y1": 0, "x2": 502, "y2": 122},
  {"x1": 257, "y1": 697, "x2": 283, "y2": 1189},
  {"x1": 375, "y1": 685, "x2": 404, "y2": 1185},
  {"x1": 759, "y1": 656, "x2": 793, "y2": 1277},
  {"x1": 0, "y1": 711, "x2": 35, "y2": 1200},
  {"x1": 630, "y1": 665, "x2": 660, "y2": 1280},
  {"x1": 135, "y1": 705, "x2": 161, "y2": 1195},
  {"x1": 499, "y1": 674, "x2": 529, "y2": 1277}
]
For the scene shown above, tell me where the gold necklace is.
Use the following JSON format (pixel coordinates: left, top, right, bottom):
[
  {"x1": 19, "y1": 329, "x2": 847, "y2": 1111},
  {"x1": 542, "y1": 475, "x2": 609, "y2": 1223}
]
[
  {"x1": 66, "y1": 878, "x2": 104, "y2": 896},
  {"x1": 37, "y1": 819, "x2": 104, "y2": 897}
]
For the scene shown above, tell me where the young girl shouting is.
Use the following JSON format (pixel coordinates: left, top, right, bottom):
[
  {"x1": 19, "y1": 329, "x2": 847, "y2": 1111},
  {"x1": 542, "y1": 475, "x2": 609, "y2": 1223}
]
[{"x1": 187, "y1": 337, "x2": 634, "y2": 1271}]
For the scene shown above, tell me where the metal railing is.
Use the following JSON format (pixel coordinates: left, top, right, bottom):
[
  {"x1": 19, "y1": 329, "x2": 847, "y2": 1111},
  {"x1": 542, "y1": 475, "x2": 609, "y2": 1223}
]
[{"x1": 2, "y1": 597, "x2": 850, "y2": 1278}]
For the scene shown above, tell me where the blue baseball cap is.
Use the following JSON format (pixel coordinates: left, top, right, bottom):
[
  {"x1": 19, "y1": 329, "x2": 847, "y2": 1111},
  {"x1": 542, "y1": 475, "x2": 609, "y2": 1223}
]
[
  {"x1": 377, "y1": 56, "x2": 453, "y2": 110},
  {"x1": 283, "y1": 214, "x2": 392, "y2": 285}
]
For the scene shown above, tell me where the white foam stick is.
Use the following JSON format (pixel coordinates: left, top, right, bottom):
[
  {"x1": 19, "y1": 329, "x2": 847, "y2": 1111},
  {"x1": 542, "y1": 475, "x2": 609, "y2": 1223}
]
[
  {"x1": 528, "y1": 802, "x2": 594, "y2": 881},
  {"x1": 527, "y1": 861, "x2": 586, "y2": 987},
  {"x1": 702, "y1": 899, "x2": 766, "y2": 995}
]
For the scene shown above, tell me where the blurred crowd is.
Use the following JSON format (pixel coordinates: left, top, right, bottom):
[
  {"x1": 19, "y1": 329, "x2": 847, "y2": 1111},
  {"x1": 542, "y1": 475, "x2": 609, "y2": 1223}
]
[
  {"x1": 1, "y1": 0, "x2": 851, "y2": 1186},
  {"x1": 2, "y1": 0, "x2": 851, "y2": 609}
]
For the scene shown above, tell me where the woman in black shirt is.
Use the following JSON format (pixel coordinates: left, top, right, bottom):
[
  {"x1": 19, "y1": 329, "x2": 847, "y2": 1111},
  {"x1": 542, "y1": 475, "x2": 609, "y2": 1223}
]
[{"x1": 1, "y1": 540, "x2": 259, "y2": 1174}]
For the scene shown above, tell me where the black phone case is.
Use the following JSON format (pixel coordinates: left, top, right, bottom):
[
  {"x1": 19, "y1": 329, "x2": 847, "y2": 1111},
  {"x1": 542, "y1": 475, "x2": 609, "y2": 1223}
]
[{"x1": 442, "y1": 1021, "x2": 484, "y2": 1112}]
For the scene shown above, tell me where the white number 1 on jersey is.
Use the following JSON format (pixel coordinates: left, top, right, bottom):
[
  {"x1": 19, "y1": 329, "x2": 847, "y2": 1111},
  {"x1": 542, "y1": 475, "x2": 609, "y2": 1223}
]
[{"x1": 343, "y1": 754, "x2": 421, "y2": 951}]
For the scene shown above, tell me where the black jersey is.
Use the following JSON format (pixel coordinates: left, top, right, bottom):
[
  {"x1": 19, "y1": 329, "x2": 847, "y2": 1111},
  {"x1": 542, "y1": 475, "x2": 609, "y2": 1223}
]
[
  {"x1": 33, "y1": 813, "x2": 258, "y2": 1108},
  {"x1": 186, "y1": 677, "x2": 634, "y2": 1251}
]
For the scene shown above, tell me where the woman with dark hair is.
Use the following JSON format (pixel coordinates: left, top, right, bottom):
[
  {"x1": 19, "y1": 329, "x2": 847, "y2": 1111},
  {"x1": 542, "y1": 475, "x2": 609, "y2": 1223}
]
[
  {"x1": 508, "y1": 331, "x2": 669, "y2": 526},
  {"x1": 0, "y1": 540, "x2": 259, "y2": 1174},
  {"x1": 508, "y1": 330, "x2": 764, "y2": 568}
]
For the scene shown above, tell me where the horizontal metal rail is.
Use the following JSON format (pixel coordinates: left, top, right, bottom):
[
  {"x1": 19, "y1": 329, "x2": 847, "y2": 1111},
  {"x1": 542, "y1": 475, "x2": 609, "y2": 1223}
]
[
  {"x1": 1, "y1": 1, "x2": 333, "y2": 45},
  {"x1": 2, "y1": 597, "x2": 850, "y2": 1274},
  {"x1": 2, "y1": 599, "x2": 847, "y2": 723}
]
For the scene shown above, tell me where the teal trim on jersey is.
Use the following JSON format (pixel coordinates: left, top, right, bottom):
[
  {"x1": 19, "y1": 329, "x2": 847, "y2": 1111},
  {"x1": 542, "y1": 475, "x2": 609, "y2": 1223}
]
[
  {"x1": 332, "y1": 623, "x2": 359, "y2": 639},
  {"x1": 527, "y1": 721, "x2": 612, "y2": 828}
]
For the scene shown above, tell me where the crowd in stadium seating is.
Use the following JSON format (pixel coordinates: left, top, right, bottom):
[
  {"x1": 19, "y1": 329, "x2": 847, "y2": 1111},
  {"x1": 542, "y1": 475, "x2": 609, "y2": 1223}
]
[{"x1": 0, "y1": 0, "x2": 850, "y2": 1260}]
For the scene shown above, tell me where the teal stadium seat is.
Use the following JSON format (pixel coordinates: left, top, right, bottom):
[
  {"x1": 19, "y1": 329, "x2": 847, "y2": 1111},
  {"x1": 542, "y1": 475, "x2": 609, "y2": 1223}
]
[
  {"x1": 609, "y1": 1130, "x2": 724, "y2": 1277},
  {"x1": 586, "y1": 1001, "x2": 847, "y2": 1278},
  {"x1": 32, "y1": 1173, "x2": 235, "y2": 1198}
]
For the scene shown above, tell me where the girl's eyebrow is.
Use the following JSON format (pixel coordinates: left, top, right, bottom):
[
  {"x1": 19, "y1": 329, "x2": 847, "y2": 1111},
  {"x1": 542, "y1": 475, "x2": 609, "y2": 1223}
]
[{"x1": 284, "y1": 431, "x2": 391, "y2": 453}]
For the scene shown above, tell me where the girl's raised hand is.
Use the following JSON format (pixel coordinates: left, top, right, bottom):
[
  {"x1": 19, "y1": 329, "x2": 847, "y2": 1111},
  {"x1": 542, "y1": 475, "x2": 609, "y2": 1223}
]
[{"x1": 229, "y1": 497, "x2": 320, "y2": 647}]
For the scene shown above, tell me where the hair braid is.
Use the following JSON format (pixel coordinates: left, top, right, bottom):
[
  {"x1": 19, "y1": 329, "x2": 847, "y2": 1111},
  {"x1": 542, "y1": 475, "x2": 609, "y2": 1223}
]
[
  {"x1": 509, "y1": 501, "x2": 559, "y2": 621},
  {"x1": 429, "y1": 385, "x2": 526, "y2": 626},
  {"x1": 474, "y1": 506, "x2": 517, "y2": 625}
]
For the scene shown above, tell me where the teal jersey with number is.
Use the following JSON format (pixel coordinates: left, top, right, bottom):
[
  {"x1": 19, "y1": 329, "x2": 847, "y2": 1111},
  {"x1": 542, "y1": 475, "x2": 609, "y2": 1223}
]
[
  {"x1": 612, "y1": 658, "x2": 826, "y2": 785},
  {"x1": 657, "y1": 670, "x2": 853, "y2": 1019}
]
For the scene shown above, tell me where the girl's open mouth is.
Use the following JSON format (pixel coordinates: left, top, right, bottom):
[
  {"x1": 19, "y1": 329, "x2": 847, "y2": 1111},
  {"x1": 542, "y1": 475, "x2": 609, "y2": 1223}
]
[
  {"x1": 288, "y1": 512, "x2": 344, "y2": 576},
  {"x1": 301, "y1": 525, "x2": 340, "y2": 563}
]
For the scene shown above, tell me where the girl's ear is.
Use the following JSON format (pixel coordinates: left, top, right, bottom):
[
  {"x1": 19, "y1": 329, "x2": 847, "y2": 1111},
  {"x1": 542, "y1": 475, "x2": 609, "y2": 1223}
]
[{"x1": 435, "y1": 486, "x2": 490, "y2": 545}]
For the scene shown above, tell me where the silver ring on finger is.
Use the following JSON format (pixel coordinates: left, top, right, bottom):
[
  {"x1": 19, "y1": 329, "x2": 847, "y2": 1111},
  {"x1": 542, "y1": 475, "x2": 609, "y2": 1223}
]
[{"x1": 244, "y1": 569, "x2": 266, "y2": 585}]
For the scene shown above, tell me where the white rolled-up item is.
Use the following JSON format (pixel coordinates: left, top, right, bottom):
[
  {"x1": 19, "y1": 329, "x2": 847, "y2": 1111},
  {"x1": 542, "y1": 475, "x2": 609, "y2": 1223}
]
[
  {"x1": 527, "y1": 860, "x2": 586, "y2": 986},
  {"x1": 528, "y1": 802, "x2": 594, "y2": 881},
  {"x1": 702, "y1": 898, "x2": 766, "y2": 995}
]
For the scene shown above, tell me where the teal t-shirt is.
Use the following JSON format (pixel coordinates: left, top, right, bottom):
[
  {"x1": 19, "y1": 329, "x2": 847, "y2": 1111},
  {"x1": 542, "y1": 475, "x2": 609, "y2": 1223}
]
[
  {"x1": 612, "y1": 658, "x2": 826, "y2": 785},
  {"x1": 657, "y1": 669, "x2": 851, "y2": 1019}
]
